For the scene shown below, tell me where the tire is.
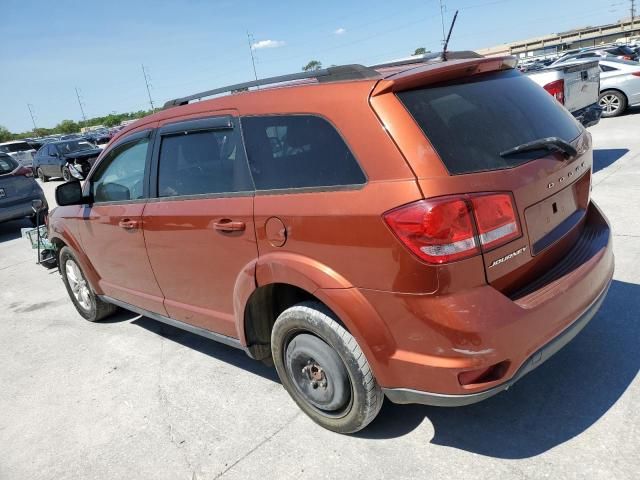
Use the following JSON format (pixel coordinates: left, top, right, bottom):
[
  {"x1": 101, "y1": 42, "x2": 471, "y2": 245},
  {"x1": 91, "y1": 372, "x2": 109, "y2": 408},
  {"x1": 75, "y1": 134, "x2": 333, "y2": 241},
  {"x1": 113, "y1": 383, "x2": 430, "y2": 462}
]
[
  {"x1": 59, "y1": 246, "x2": 117, "y2": 322},
  {"x1": 271, "y1": 301, "x2": 384, "y2": 433},
  {"x1": 62, "y1": 166, "x2": 71, "y2": 182},
  {"x1": 37, "y1": 168, "x2": 49, "y2": 182},
  {"x1": 599, "y1": 90, "x2": 627, "y2": 118}
]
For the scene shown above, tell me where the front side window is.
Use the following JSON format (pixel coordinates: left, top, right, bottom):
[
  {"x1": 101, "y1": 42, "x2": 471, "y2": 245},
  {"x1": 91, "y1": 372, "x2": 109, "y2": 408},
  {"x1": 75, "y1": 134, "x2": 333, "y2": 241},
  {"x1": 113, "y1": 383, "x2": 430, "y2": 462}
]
[
  {"x1": 157, "y1": 126, "x2": 252, "y2": 198},
  {"x1": 241, "y1": 115, "x2": 366, "y2": 190},
  {"x1": 91, "y1": 138, "x2": 148, "y2": 202}
]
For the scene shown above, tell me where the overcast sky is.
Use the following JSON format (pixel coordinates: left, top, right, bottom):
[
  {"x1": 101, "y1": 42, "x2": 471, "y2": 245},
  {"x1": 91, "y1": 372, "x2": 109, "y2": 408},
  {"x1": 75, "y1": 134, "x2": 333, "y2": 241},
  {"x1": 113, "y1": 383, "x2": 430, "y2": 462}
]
[{"x1": 1, "y1": 0, "x2": 626, "y2": 132}]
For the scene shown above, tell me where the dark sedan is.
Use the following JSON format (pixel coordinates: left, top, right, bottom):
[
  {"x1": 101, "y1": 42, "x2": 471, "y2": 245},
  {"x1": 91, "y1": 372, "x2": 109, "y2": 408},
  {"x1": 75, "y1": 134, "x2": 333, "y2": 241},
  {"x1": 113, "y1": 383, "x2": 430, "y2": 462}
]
[
  {"x1": 33, "y1": 139, "x2": 101, "y2": 182},
  {"x1": 0, "y1": 153, "x2": 48, "y2": 225}
]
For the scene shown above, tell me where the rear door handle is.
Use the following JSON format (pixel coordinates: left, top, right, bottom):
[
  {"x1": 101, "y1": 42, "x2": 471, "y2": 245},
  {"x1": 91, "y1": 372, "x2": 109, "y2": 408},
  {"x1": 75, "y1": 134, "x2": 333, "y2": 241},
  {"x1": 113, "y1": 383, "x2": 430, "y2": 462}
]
[
  {"x1": 118, "y1": 219, "x2": 139, "y2": 230},
  {"x1": 213, "y1": 219, "x2": 246, "y2": 232}
]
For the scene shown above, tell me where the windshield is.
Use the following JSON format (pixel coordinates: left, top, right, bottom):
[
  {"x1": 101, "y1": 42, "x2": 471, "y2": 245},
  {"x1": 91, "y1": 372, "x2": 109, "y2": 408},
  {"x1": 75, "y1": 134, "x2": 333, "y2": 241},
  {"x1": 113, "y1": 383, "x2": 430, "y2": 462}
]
[
  {"x1": 56, "y1": 140, "x2": 95, "y2": 154},
  {"x1": 0, "y1": 155, "x2": 19, "y2": 174},
  {"x1": 0, "y1": 142, "x2": 32, "y2": 153},
  {"x1": 397, "y1": 69, "x2": 582, "y2": 175}
]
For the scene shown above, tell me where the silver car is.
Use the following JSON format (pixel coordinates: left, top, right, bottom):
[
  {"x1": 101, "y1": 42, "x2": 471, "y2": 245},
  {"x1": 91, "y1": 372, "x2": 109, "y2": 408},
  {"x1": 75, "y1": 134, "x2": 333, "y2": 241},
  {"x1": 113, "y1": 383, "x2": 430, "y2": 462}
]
[
  {"x1": 0, "y1": 140, "x2": 37, "y2": 168},
  {"x1": 597, "y1": 58, "x2": 640, "y2": 117},
  {"x1": 0, "y1": 153, "x2": 48, "y2": 225}
]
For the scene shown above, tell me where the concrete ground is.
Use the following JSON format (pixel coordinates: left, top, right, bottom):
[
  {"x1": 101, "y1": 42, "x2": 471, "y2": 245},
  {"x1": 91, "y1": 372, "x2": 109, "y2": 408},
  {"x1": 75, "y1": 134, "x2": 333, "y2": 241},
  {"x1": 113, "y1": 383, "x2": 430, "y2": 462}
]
[{"x1": 1, "y1": 111, "x2": 639, "y2": 480}]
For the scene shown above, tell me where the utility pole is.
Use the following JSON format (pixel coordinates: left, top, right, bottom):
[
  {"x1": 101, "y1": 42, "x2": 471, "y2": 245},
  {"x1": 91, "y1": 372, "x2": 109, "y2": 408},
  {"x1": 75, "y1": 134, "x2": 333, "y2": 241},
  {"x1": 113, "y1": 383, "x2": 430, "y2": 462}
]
[
  {"x1": 141, "y1": 64, "x2": 155, "y2": 111},
  {"x1": 247, "y1": 31, "x2": 259, "y2": 81},
  {"x1": 74, "y1": 87, "x2": 87, "y2": 128},
  {"x1": 26, "y1": 103, "x2": 37, "y2": 131},
  {"x1": 439, "y1": 0, "x2": 447, "y2": 47}
]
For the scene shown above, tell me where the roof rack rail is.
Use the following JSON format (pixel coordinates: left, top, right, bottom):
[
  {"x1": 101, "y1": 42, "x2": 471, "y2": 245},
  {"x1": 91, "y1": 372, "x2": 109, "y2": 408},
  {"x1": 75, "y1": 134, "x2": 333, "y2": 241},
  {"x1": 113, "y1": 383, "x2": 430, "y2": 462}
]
[
  {"x1": 370, "y1": 50, "x2": 483, "y2": 69},
  {"x1": 162, "y1": 64, "x2": 380, "y2": 109}
]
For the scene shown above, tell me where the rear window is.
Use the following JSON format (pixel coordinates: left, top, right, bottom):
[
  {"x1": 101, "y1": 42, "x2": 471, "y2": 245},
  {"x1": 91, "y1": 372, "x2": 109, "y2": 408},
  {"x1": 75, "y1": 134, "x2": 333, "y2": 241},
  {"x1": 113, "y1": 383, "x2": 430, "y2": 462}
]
[
  {"x1": 397, "y1": 69, "x2": 582, "y2": 175},
  {"x1": 0, "y1": 155, "x2": 18, "y2": 174},
  {"x1": 242, "y1": 115, "x2": 366, "y2": 190},
  {"x1": 0, "y1": 142, "x2": 32, "y2": 153}
]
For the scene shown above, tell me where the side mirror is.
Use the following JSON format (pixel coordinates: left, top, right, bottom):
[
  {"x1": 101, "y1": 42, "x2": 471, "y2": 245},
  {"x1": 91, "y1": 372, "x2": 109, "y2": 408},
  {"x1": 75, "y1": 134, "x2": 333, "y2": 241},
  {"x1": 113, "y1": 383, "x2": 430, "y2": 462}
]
[{"x1": 55, "y1": 181, "x2": 87, "y2": 206}]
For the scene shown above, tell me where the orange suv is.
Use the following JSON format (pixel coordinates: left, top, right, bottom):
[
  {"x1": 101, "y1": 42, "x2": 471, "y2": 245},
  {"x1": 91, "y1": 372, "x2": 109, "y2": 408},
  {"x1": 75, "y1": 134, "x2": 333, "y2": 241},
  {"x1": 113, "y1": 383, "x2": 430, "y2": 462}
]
[{"x1": 50, "y1": 54, "x2": 614, "y2": 433}]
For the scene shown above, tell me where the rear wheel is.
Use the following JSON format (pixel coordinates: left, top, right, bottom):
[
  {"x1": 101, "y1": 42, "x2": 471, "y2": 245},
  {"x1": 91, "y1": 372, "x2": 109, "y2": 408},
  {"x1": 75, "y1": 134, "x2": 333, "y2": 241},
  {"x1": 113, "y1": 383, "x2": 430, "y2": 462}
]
[
  {"x1": 62, "y1": 166, "x2": 71, "y2": 182},
  {"x1": 37, "y1": 168, "x2": 49, "y2": 182},
  {"x1": 599, "y1": 90, "x2": 627, "y2": 118},
  {"x1": 59, "y1": 247, "x2": 117, "y2": 322},
  {"x1": 271, "y1": 301, "x2": 384, "y2": 433}
]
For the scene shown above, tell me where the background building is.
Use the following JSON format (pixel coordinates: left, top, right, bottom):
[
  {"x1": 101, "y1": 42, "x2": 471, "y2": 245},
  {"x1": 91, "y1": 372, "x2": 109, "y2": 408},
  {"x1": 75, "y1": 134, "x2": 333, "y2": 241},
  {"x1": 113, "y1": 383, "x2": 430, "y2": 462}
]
[{"x1": 478, "y1": 17, "x2": 640, "y2": 59}]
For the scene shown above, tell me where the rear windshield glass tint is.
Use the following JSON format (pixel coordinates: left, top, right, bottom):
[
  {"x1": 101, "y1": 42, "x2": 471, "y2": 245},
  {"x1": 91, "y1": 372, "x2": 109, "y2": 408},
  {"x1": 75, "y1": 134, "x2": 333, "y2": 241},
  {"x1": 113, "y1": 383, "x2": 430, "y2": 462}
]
[
  {"x1": 397, "y1": 69, "x2": 582, "y2": 175},
  {"x1": 0, "y1": 142, "x2": 32, "y2": 153},
  {"x1": 0, "y1": 156, "x2": 18, "y2": 174}
]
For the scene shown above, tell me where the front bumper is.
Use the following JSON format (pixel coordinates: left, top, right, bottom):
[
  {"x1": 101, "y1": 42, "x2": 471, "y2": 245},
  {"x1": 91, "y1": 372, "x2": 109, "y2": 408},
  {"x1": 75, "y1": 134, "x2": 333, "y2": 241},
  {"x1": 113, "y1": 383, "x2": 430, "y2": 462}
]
[
  {"x1": 383, "y1": 278, "x2": 611, "y2": 406},
  {"x1": 573, "y1": 102, "x2": 603, "y2": 128}
]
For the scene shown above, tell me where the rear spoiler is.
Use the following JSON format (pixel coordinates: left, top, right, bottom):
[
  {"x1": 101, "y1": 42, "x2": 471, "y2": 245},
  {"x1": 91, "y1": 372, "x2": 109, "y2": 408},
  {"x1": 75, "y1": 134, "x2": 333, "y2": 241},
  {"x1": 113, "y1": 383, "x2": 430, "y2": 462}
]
[{"x1": 372, "y1": 56, "x2": 517, "y2": 96}]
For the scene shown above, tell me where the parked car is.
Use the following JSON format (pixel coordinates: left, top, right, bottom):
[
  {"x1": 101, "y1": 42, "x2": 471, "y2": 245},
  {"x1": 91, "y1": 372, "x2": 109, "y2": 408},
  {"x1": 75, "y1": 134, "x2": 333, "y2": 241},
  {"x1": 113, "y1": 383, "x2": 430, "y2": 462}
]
[
  {"x1": 0, "y1": 140, "x2": 37, "y2": 168},
  {"x1": 83, "y1": 130, "x2": 112, "y2": 149},
  {"x1": 33, "y1": 139, "x2": 101, "y2": 182},
  {"x1": 595, "y1": 58, "x2": 640, "y2": 117},
  {"x1": 552, "y1": 45, "x2": 639, "y2": 65},
  {"x1": 526, "y1": 60, "x2": 602, "y2": 127},
  {"x1": 49, "y1": 55, "x2": 613, "y2": 433},
  {"x1": 0, "y1": 153, "x2": 48, "y2": 225}
]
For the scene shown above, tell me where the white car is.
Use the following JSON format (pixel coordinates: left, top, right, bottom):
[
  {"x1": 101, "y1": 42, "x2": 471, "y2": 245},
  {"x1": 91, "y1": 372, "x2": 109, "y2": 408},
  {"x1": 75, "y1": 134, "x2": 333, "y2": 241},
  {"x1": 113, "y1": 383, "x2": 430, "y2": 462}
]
[
  {"x1": 597, "y1": 58, "x2": 640, "y2": 117},
  {"x1": 0, "y1": 140, "x2": 36, "y2": 168}
]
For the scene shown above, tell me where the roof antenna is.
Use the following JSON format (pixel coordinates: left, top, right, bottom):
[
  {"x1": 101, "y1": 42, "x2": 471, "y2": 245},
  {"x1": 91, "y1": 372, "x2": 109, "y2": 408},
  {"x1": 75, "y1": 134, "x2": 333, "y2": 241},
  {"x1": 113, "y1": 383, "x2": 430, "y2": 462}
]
[{"x1": 441, "y1": 10, "x2": 459, "y2": 61}]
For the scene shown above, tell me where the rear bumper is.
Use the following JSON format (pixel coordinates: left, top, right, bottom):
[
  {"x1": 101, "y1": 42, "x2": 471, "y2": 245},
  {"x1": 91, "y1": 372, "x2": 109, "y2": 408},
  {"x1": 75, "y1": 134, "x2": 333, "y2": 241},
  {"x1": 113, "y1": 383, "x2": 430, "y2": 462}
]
[
  {"x1": 358, "y1": 201, "x2": 614, "y2": 401},
  {"x1": 0, "y1": 192, "x2": 47, "y2": 223},
  {"x1": 383, "y1": 278, "x2": 611, "y2": 406},
  {"x1": 573, "y1": 102, "x2": 602, "y2": 128}
]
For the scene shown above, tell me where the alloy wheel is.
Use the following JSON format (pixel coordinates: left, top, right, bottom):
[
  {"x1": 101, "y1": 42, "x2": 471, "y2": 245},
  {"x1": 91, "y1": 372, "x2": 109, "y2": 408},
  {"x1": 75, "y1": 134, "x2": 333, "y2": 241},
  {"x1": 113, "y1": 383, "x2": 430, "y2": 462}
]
[
  {"x1": 599, "y1": 94, "x2": 621, "y2": 115},
  {"x1": 65, "y1": 259, "x2": 92, "y2": 311}
]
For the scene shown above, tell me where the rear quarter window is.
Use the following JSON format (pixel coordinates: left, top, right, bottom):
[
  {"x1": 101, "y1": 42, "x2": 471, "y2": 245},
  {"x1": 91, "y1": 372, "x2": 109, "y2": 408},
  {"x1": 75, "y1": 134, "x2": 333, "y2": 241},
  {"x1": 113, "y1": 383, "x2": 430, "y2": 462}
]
[
  {"x1": 241, "y1": 115, "x2": 366, "y2": 190},
  {"x1": 397, "y1": 69, "x2": 582, "y2": 175}
]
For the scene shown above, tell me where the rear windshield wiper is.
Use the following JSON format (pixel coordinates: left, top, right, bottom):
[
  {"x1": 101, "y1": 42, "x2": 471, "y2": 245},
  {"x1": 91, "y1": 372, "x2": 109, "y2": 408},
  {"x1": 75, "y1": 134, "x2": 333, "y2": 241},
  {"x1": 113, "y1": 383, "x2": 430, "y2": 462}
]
[{"x1": 500, "y1": 137, "x2": 577, "y2": 158}]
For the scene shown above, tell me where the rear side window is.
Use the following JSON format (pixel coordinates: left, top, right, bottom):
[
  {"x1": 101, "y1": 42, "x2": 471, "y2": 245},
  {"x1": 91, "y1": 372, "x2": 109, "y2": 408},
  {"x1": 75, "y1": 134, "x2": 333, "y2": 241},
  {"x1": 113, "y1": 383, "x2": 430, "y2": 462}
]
[
  {"x1": 157, "y1": 126, "x2": 253, "y2": 198},
  {"x1": 0, "y1": 155, "x2": 18, "y2": 174},
  {"x1": 0, "y1": 142, "x2": 31, "y2": 153},
  {"x1": 241, "y1": 115, "x2": 366, "y2": 190},
  {"x1": 397, "y1": 69, "x2": 582, "y2": 175}
]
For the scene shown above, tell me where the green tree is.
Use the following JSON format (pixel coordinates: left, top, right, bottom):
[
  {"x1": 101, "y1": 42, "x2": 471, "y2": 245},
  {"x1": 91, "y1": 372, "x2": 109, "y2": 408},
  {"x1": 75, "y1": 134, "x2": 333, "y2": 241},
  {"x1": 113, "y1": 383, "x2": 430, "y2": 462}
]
[
  {"x1": 56, "y1": 119, "x2": 80, "y2": 134},
  {"x1": 302, "y1": 60, "x2": 322, "y2": 72},
  {"x1": 413, "y1": 47, "x2": 428, "y2": 55},
  {"x1": 0, "y1": 125, "x2": 14, "y2": 142}
]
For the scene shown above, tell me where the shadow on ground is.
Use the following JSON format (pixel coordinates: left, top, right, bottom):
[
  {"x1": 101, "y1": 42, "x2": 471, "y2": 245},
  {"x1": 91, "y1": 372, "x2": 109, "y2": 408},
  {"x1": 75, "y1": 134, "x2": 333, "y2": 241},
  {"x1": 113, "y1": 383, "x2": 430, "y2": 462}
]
[
  {"x1": 358, "y1": 279, "x2": 639, "y2": 458},
  {"x1": 593, "y1": 148, "x2": 629, "y2": 173},
  {"x1": 0, "y1": 218, "x2": 32, "y2": 243},
  {"x1": 132, "y1": 315, "x2": 278, "y2": 382}
]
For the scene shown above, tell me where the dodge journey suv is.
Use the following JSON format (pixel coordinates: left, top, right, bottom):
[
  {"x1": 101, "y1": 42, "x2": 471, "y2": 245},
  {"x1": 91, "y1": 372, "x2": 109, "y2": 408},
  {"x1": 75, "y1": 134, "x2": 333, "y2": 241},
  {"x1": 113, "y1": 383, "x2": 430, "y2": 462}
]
[{"x1": 49, "y1": 54, "x2": 614, "y2": 433}]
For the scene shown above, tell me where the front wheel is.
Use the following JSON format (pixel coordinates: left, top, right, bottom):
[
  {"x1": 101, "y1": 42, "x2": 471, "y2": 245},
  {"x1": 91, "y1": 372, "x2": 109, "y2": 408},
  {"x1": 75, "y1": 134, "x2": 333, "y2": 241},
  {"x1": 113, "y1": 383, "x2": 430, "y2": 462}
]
[
  {"x1": 59, "y1": 247, "x2": 117, "y2": 322},
  {"x1": 62, "y1": 166, "x2": 71, "y2": 182},
  {"x1": 599, "y1": 90, "x2": 627, "y2": 118},
  {"x1": 271, "y1": 301, "x2": 384, "y2": 433},
  {"x1": 37, "y1": 168, "x2": 49, "y2": 182}
]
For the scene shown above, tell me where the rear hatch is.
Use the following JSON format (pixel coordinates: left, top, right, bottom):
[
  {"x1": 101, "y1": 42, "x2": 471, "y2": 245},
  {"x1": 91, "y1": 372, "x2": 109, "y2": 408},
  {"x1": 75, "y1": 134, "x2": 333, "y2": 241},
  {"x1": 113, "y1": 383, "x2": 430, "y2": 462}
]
[
  {"x1": 384, "y1": 60, "x2": 592, "y2": 294},
  {"x1": 0, "y1": 156, "x2": 36, "y2": 207}
]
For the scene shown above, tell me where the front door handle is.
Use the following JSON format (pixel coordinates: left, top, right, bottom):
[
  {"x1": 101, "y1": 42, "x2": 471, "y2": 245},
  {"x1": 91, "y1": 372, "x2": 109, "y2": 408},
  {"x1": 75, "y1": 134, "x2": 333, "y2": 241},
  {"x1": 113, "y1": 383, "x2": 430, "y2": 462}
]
[
  {"x1": 213, "y1": 219, "x2": 246, "y2": 232},
  {"x1": 118, "y1": 219, "x2": 139, "y2": 230}
]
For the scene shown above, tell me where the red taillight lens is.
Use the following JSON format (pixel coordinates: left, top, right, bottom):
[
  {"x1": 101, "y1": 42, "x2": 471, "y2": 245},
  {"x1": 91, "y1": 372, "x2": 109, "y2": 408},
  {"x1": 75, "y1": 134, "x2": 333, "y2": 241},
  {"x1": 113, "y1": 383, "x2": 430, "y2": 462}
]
[
  {"x1": 543, "y1": 79, "x2": 565, "y2": 105},
  {"x1": 470, "y1": 193, "x2": 520, "y2": 250},
  {"x1": 632, "y1": 71, "x2": 640, "y2": 77},
  {"x1": 384, "y1": 196, "x2": 479, "y2": 264},
  {"x1": 384, "y1": 193, "x2": 520, "y2": 264},
  {"x1": 14, "y1": 166, "x2": 34, "y2": 178}
]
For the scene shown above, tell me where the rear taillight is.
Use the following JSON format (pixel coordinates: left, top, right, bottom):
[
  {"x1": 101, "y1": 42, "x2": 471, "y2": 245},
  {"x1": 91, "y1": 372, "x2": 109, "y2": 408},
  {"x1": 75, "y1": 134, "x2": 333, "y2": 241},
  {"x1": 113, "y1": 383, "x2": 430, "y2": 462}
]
[
  {"x1": 470, "y1": 193, "x2": 521, "y2": 250},
  {"x1": 632, "y1": 71, "x2": 640, "y2": 77},
  {"x1": 14, "y1": 166, "x2": 34, "y2": 178},
  {"x1": 384, "y1": 193, "x2": 520, "y2": 264},
  {"x1": 543, "y1": 79, "x2": 565, "y2": 105}
]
